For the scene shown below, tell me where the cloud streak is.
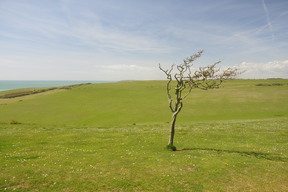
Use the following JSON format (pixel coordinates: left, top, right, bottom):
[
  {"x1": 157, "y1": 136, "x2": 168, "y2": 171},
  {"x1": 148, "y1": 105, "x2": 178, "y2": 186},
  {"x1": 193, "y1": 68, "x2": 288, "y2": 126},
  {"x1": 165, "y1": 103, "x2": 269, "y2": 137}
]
[{"x1": 262, "y1": 0, "x2": 275, "y2": 41}]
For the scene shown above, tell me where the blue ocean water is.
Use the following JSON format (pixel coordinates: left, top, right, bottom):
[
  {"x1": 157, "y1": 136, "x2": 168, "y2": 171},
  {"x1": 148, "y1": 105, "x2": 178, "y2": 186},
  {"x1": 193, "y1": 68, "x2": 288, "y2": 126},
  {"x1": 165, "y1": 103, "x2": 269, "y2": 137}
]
[{"x1": 0, "y1": 80, "x2": 110, "y2": 92}]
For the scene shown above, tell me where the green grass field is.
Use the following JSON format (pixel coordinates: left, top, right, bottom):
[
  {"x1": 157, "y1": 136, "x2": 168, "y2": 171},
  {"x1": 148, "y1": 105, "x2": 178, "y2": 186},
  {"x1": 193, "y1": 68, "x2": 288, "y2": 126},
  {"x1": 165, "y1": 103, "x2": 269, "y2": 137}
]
[{"x1": 0, "y1": 79, "x2": 288, "y2": 191}]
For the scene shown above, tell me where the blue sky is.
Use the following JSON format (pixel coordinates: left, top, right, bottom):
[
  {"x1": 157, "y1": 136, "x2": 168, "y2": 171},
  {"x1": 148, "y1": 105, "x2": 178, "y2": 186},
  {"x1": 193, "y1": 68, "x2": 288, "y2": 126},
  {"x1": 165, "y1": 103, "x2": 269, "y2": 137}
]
[{"x1": 0, "y1": 0, "x2": 287, "y2": 80}]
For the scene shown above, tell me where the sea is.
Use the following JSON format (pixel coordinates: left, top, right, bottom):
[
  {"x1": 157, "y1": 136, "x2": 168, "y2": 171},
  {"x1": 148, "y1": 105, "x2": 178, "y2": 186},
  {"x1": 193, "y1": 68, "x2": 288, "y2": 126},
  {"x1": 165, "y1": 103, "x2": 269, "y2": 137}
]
[{"x1": 0, "y1": 80, "x2": 111, "y2": 92}]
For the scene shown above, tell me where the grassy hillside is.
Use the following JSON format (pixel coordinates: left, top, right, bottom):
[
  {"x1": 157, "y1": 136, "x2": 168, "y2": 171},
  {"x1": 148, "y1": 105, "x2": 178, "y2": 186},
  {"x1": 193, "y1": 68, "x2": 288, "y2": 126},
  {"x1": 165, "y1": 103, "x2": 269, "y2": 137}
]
[
  {"x1": 0, "y1": 79, "x2": 287, "y2": 126},
  {"x1": 0, "y1": 79, "x2": 288, "y2": 191}
]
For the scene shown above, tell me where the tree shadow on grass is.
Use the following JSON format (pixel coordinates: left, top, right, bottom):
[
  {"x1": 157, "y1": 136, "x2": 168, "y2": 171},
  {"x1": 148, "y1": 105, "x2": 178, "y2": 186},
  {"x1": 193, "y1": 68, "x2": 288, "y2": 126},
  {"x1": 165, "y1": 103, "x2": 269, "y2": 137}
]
[{"x1": 179, "y1": 148, "x2": 288, "y2": 162}]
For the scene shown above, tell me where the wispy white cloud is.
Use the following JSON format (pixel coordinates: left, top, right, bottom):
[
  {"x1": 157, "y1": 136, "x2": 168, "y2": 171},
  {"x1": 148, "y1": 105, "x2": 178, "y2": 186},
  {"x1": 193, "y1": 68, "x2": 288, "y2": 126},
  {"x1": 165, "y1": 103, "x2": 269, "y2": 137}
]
[
  {"x1": 101, "y1": 64, "x2": 151, "y2": 71},
  {"x1": 238, "y1": 60, "x2": 288, "y2": 79},
  {"x1": 99, "y1": 64, "x2": 160, "y2": 80},
  {"x1": 0, "y1": 52, "x2": 163, "y2": 80},
  {"x1": 0, "y1": 1, "x2": 172, "y2": 54}
]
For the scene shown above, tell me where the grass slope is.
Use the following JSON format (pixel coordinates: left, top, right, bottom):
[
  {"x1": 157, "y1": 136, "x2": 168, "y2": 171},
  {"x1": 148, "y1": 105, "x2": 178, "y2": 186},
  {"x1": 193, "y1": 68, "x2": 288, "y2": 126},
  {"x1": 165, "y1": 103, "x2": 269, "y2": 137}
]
[
  {"x1": 0, "y1": 79, "x2": 288, "y2": 191},
  {"x1": 0, "y1": 79, "x2": 287, "y2": 126}
]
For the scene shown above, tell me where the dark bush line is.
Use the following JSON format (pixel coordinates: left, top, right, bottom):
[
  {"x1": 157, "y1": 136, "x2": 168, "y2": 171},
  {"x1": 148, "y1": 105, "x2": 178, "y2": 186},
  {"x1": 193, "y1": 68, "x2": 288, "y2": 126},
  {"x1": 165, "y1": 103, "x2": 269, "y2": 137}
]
[
  {"x1": 0, "y1": 83, "x2": 91, "y2": 99},
  {"x1": 0, "y1": 88, "x2": 57, "y2": 99},
  {"x1": 10, "y1": 120, "x2": 21, "y2": 124},
  {"x1": 255, "y1": 83, "x2": 284, "y2": 86}
]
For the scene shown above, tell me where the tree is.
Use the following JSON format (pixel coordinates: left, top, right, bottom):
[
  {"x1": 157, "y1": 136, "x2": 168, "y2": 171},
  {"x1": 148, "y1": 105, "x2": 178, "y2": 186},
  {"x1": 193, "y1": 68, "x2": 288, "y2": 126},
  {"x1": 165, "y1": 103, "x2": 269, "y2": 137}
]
[{"x1": 159, "y1": 50, "x2": 239, "y2": 151}]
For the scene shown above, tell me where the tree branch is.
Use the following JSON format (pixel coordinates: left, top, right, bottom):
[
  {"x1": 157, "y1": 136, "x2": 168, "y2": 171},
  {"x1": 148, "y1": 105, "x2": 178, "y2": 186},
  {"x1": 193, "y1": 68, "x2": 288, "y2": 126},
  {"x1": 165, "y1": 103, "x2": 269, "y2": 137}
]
[
  {"x1": 159, "y1": 63, "x2": 174, "y2": 112},
  {"x1": 159, "y1": 51, "x2": 240, "y2": 111}
]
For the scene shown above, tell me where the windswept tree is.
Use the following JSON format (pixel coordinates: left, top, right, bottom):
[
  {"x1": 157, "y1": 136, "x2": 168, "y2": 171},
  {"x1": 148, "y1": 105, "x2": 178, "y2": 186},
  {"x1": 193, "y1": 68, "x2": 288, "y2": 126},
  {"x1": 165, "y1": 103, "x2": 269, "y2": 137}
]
[{"x1": 159, "y1": 50, "x2": 239, "y2": 151}]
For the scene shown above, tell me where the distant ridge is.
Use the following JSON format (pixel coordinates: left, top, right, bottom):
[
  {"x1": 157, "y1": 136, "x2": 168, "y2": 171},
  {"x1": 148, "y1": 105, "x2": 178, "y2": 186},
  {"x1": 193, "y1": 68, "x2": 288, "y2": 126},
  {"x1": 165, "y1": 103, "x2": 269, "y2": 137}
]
[{"x1": 0, "y1": 80, "x2": 112, "y2": 92}]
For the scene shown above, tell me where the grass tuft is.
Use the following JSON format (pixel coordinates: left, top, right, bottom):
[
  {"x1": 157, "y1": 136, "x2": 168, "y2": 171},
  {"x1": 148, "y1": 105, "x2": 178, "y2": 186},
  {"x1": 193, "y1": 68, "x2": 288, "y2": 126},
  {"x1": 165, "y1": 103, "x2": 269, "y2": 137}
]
[{"x1": 166, "y1": 144, "x2": 177, "y2": 151}]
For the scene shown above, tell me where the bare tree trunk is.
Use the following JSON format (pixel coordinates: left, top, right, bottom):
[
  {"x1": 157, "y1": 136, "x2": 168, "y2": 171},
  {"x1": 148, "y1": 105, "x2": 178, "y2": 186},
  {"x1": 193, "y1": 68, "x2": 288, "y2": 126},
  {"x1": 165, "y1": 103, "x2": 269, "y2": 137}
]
[
  {"x1": 168, "y1": 112, "x2": 178, "y2": 146},
  {"x1": 168, "y1": 100, "x2": 182, "y2": 147}
]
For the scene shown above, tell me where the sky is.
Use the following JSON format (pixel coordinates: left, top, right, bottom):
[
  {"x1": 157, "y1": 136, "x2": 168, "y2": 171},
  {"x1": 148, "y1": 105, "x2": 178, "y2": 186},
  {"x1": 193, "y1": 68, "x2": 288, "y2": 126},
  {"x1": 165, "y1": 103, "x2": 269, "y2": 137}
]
[{"x1": 0, "y1": 0, "x2": 288, "y2": 80}]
